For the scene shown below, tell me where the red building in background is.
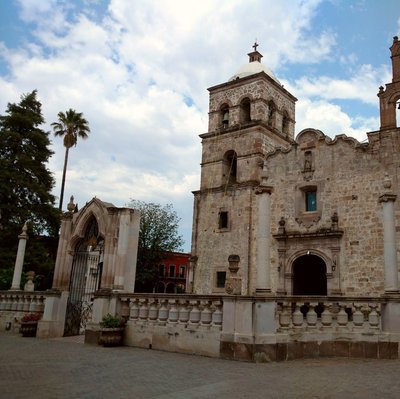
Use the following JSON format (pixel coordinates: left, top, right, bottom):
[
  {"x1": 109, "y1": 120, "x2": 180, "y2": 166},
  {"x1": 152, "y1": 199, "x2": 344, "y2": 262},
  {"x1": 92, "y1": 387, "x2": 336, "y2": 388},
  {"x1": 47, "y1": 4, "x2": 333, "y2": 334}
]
[{"x1": 156, "y1": 251, "x2": 191, "y2": 293}]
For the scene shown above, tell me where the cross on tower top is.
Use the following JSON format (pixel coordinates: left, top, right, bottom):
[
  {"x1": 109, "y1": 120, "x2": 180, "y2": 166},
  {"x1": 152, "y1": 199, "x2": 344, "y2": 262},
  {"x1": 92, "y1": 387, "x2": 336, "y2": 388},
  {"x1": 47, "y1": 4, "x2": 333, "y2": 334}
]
[{"x1": 248, "y1": 42, "x2": 263, "y2": 63}]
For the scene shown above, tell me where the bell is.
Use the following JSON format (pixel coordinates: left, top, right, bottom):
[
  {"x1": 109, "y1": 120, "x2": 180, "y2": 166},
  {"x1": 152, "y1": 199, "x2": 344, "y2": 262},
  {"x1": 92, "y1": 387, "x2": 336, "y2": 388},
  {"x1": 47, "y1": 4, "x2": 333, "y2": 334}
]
[{"x1": 222, "y1": 111, "x2": 229, "y2": 124}]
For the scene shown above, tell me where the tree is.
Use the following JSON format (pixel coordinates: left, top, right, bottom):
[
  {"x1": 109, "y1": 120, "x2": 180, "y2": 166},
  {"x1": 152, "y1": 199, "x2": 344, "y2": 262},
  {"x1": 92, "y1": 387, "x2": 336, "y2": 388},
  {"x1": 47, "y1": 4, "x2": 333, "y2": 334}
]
[
  {"x1": 127, "y1": 200, "x2": 184, "y2": 292},
  {"x1": 0, "y1": 90, "x2": 60, "y2": 287},
  {"x1": 51, "y1": 109, "x2": 90, "y2": 210}
]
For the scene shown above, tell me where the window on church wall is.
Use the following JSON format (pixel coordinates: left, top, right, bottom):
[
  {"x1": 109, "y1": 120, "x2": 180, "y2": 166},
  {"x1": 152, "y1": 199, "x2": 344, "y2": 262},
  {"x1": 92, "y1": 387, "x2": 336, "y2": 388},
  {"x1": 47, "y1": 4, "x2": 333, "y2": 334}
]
[
  {"x1": 267, "y1": 101, "x2": 276, "y2": 127},
  {"x1": 240, "y1": 98, "x2": 251, "y2": 123},
  {"x1": 282, "y1": 111, "x2": 289, "y2": 135},
  {"x1": 219, "y1": 211, "x2": 228, "y2": 229},
  {"x1": 223, "y1": 150, "x2": 237, "y2": 184},
  {"x1": 305, "y1": 191, "x2": 317, "y2": 212},
  {"x1": 216, "y1": 271, "x2": 226, "y2": 288}
]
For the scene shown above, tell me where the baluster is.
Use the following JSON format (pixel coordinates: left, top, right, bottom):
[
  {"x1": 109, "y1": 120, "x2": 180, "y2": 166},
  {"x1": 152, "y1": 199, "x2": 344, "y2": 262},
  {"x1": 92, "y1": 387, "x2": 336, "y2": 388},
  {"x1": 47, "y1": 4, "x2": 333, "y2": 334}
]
[
  {"x1": 168, "y1": 300, "x2": 179, "y2": 324},
  {"x1": 352, "y1": 304, "x2": 364, "y2": 329},
  {"x1": 139, "y1": 299, "x2": 149, "y2": 321},
  {"x1": 321, "y1": 304, "x2": 333, "y2": 329},
  {"x1": 37, "y1": 296, "x2": 45, "y2": 313},
  {"x1": 279, "y1": 303, "x2": 291, "y2": 330},
  {"x1": 17, "y1": 294, "x2": 24, "y2": 311},
  {"x1": 178, "y1": 300, "x2": 190, "y2": 325},
  {"x1": 29, "y1": 296, "x2": 38, "y2": 312},
  {"x1": 0, "y1": 294, "x2": 5, "y2": 311},
  {"x1": 158, "y1": 300, "x2": 169, "y2": 324},
  {"x1": 129, "y1": 299, "x2": 140, "y2": 320},
  {"x1": 22, "y1": 295, "x2": 30, "y2": 312},
  {"x1": 292, "y1": 303, "x2": 303, "y2": 328},
  {"x1": 368, "y1": 304, "x2": 380, "y2": 329},
  {"x1": 211, "y1": 301, "x2": 223, "y2": 327},
  {"x1": 200, "y1": 301, "x2": 212, "y2": 326},
  {"x1": 189, "y1": 301, "x2": 201, "y2": 325},
  {"x1": 306, "y1": 303, "x2": 318, "y2": 328},
  {"x1": 337, "y1": 304, "x2": 349, "y2": 329},
  {"x1": 10, "y1": 295, "x2": 18, "y2": 311},
  {"x1": 148, "y1": 299, "x2": 158, "y2": 322},
  {"x1": 5, "y1": 295, "x2": 12, "y2": 311}
]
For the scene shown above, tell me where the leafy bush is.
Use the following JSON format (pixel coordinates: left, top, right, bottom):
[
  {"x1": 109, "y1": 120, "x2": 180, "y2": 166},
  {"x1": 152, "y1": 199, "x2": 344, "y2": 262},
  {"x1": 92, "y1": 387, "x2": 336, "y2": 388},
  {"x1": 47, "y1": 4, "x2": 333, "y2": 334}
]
[{"x1": 100, "y1": 313, "x2": 125, "y2": 328}]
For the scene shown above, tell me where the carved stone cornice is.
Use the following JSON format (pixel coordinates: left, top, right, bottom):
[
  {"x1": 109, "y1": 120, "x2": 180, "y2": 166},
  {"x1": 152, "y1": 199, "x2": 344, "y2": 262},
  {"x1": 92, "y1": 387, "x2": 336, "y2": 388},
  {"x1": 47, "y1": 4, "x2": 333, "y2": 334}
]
[
  {"x1": 255, "y1": 185, "x2": 273, "y2": 195},
  {"x1": 274, "y1": 229, "x2": 344, "y2": 241},
  {"x1": 379, "y1": 193, "x2": 397, "y2": 203}
]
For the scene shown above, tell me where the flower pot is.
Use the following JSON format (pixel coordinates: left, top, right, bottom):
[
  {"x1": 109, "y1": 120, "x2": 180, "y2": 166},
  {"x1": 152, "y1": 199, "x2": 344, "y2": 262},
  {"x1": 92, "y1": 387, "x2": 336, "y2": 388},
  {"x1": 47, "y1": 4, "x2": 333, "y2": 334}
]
[
  {"x1": 98, "y1": 327, "x2": 124, "y2": 347},
  {"x1": 20, "y1": 321, "x2": 38, "y2": 337}
]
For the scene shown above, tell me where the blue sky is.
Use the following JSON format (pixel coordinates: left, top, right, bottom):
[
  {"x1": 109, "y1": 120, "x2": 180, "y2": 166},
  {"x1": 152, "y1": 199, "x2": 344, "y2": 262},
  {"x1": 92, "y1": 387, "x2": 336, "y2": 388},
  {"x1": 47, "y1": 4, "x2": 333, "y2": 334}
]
[{"x1": 0, "y1": 0, "x2": 399, "y2": 251}]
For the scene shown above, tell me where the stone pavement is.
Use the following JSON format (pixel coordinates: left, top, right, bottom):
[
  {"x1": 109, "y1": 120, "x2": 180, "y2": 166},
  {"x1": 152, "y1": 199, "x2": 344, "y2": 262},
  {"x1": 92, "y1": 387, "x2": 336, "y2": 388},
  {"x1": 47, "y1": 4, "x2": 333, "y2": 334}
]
[{"x1": 1, "y1": 332, "x2": 400, "y2": 399}]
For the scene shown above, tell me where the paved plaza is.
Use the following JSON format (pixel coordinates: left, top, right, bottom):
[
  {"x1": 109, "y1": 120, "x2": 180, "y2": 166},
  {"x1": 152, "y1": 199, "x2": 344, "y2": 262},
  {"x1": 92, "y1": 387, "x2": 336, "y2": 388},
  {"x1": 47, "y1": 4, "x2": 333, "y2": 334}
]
[{"x1": 1, "y1": 332, "x2": 400, "y2": 399}]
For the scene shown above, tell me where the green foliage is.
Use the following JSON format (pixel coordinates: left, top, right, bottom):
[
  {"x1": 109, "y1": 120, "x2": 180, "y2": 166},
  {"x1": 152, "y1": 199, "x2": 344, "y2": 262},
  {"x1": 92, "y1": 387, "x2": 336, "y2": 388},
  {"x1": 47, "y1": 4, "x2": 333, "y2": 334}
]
[
  {"x1": 100, "y1": 313, "x2": 125, "y2": 328},
  {"x1": 0, "y1": 91, "x2": 60, "y2": 287},
  {"x1": 127, "y1": 200, "x2": 184, "y2": 292}
]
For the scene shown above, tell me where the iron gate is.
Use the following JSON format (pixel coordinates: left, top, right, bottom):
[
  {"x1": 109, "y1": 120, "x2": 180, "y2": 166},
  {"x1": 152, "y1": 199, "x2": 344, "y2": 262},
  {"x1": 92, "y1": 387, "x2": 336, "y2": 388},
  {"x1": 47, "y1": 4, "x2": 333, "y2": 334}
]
[{"x1": 64, "y1": 251, "x2": 102, "y2": 336}]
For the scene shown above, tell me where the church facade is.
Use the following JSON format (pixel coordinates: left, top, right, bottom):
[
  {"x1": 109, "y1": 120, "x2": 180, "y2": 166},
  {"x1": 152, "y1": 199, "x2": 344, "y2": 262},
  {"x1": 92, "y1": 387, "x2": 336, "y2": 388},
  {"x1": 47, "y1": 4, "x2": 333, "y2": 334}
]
[{"x1": 191, "y1": 37, "x2": 400, "y2": 299}]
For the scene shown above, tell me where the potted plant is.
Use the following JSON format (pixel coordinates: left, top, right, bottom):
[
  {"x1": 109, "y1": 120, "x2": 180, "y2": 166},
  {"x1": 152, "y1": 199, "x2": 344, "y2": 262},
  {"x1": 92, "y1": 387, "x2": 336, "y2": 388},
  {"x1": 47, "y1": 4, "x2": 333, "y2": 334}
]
[
  {"x1": 98, "y1": 314, "x2": 125, "y2": 347},
  {"x1": 20, "y1": 313, "x2": 41, "y2": 337}
]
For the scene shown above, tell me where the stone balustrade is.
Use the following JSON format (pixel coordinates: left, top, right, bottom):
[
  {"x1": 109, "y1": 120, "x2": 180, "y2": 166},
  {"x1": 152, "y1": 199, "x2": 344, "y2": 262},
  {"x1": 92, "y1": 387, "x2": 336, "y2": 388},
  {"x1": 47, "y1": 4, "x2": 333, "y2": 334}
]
[
  {"x1": 121, "y1": 294, "x2": 223, "y2": 330},
  {"x1": 276, "y1": 297, "x2": 382, "y2": 334},
  {"x1": 0, "y1": 291, "x2": 46, "y2": 332},
  {"x1": 0, "y1": 291, "x2": 46, "y2": 314}
]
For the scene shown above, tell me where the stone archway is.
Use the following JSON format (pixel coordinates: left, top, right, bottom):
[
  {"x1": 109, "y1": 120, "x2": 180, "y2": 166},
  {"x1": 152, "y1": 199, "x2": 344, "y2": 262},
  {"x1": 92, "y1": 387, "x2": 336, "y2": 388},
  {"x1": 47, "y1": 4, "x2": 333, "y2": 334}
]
[{"x1": 292, "y1": 254, "x2": 327, "y2": 295}]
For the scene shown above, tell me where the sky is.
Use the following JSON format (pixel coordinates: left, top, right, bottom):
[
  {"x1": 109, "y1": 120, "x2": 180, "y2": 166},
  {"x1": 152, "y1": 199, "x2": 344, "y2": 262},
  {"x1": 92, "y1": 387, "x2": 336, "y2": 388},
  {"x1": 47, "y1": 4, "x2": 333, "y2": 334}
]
[{"x1": 0, "y1": 0, "x2": 399, "y2": 252}]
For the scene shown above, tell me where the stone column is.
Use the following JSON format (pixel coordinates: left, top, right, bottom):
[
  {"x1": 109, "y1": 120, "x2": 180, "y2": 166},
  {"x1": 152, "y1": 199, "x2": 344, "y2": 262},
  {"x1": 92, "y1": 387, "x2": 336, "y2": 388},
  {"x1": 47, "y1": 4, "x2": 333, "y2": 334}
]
[
  {"x1": 379, "y1": 174, "x2": 398, "y2": 293},
  {"x1": 255, "y1": 172, "x2": 273, "y2": 294},
  {"x1": 10, "y1": 223, "x2": 29, "y2": 290}
]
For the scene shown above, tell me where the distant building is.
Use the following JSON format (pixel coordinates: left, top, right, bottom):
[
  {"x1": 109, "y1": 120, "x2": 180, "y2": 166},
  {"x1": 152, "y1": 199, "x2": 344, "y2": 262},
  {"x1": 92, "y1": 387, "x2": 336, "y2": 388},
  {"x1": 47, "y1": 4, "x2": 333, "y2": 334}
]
[{"x1": 156, "y1": 251, "x2": 191, "y2": 293}]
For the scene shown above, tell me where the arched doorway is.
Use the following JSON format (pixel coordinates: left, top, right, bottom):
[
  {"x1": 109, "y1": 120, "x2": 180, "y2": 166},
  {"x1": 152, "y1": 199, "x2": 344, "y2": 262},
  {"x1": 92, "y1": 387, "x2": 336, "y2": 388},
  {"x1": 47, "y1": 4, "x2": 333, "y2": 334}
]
[
  {"x1": 292, "y1": 254, "x2": 327, "y2": 295},
  {"x1": 64, "y1": 216, "x2": 103, "y2": 336}
]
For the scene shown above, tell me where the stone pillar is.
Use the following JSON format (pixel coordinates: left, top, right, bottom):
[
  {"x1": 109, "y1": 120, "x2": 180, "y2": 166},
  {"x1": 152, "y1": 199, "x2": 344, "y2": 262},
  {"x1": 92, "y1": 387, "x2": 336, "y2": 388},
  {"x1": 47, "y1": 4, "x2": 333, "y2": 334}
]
[
  {"x1": 52, "y1": 199, "x2": 75, "y2": 290},
  {"x1": 255, "y1": 172, "x2": 273, "y2": 294},
  {"x1": 10, "y1": 223, "x2": 29, "y2": 290},
  {"x1": 379, "y1": 174, "x2": 398, "y2": 293},
  {"x1": 379, "y1": 193, "x2": 398, "y2": 292}
]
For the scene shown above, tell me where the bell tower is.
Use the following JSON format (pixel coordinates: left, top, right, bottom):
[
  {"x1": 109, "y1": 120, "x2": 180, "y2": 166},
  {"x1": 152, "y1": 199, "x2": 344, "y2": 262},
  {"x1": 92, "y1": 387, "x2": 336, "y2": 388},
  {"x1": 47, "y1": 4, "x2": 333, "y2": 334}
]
[
  {"x1": 191, "y1": 44, "x2": 297, "y2": 295},
  {"x1": 378, "y1": 36, "x2": 400, "y2": 129}
]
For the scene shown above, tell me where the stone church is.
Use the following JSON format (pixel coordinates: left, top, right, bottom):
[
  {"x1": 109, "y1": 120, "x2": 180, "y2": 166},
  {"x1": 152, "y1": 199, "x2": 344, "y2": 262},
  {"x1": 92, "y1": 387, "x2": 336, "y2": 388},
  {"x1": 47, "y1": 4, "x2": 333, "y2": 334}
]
[{"x1": 190, "y1": 37, "x2": 400, "y2": 299}]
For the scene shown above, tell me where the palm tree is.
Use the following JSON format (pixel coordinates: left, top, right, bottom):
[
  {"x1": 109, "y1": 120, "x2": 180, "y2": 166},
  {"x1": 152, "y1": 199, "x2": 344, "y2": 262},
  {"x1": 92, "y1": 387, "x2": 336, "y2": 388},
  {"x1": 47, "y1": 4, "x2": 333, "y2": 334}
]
[{"x1": 51, "y1": 109, "x2": 90, "y2": 210}]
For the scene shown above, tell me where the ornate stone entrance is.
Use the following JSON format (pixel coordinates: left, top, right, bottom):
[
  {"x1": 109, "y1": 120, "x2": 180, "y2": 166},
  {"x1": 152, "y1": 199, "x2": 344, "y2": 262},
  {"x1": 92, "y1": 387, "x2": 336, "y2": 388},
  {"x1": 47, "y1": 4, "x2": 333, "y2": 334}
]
[
  {"x1": 64, "y1": 216, "x2": 103, "y2": 336},
  {"x1": 292, "y1": 254, "x2": 327, "y2": 295}
]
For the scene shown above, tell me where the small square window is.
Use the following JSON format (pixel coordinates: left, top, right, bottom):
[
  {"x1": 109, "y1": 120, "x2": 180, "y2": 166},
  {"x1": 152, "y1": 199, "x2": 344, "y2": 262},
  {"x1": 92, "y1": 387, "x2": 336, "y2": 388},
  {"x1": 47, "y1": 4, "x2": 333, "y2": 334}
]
[
  {"x1": 216, "y1": 271, "x2": 226, "y2": 288},
  {"x1": 219, "y1": 211, "x2": 228, "y2": 229},
  {"x1": 305, "y1": 191, "x2": 317, "y2": 212}
]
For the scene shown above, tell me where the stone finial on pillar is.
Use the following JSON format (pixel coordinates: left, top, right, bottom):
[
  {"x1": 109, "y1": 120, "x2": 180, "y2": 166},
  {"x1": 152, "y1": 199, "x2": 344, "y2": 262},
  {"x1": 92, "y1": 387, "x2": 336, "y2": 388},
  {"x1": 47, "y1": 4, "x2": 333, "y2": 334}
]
[
  {"x1": 10, "y1": 222, "x2": 29, "y2": 291},
  {"x1": 379, "y1": 173, "x2": 398, "y2": 293},
  {"x1": 225, "y1": 255, "x2": 242, "y2": 295},
  {"x1": 67, "y1": 196, "x2": 76, "y2": 213},
  {"x1": 24, "y1": 271, "x2": 35, "y2": 292}
]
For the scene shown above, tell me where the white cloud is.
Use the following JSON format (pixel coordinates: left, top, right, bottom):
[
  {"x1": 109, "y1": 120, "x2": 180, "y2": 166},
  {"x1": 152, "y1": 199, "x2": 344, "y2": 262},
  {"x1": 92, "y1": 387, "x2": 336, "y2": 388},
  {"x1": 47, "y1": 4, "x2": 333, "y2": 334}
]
[
  {"x1": 295, "y1": 98, "x2": 379, "y2": 141},
  {"x1": 287, "y1": 64, "x2": 391, "y2": 105},
  {"x1": 1, "y1": 0, "x2": 392, "y2": 250}
]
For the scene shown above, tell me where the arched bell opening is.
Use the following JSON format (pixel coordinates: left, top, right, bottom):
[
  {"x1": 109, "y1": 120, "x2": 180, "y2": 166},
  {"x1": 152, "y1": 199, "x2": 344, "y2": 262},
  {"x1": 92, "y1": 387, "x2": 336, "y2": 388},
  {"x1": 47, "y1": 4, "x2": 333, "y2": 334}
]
[{"x1": 292, "y1": 254, "x2": 327, "y2": 296}]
